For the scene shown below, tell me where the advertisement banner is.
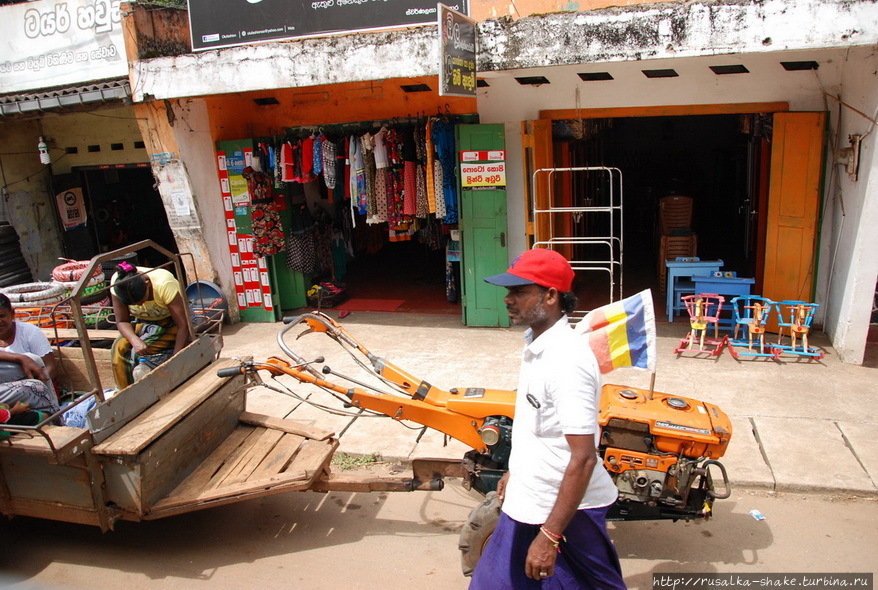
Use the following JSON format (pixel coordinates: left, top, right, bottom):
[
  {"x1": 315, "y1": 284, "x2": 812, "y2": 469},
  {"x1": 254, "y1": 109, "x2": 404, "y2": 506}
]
[
  {"x1": 188, "y1": 0, "x2": 468, "y2": 52},
  {"x1": 0, "y1": 0, "x2": 127, "y2": 95},
  {"x1": 438, "y1": 3, "x2": 476, "y2": 97},
  {"x1": 55, "y1": 187, "x2": 88, "y2": 230}
]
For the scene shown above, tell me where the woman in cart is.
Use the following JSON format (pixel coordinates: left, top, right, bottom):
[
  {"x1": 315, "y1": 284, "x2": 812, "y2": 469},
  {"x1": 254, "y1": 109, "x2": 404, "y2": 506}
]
[
  {"x1": 0, "y1": 292, "x2": 58, "y2": 392},
  {"x1": 110, "y1": 262, "x2": 191, "y2": 388}
]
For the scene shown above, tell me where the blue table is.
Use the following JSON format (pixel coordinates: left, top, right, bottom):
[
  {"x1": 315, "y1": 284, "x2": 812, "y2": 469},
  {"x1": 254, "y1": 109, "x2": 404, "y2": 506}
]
[
  {"x1": 693, "y1": 276, "x2": 755, "y2": 330},
  {"x1": 666, "y1": 259, "x2": 723, "y2": 322}
]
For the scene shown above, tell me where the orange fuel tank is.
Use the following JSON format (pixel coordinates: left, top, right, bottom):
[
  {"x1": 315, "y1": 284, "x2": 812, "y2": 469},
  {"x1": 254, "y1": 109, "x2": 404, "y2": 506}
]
[{"x1": 599, "y1": 383, "x2": 732, "y2": 460}]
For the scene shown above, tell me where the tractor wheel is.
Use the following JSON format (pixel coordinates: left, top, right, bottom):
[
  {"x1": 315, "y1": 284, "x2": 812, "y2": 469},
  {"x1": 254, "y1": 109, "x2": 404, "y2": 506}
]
[{"x1": 459, "y1": 491, "x2": 501, "y2": 577}]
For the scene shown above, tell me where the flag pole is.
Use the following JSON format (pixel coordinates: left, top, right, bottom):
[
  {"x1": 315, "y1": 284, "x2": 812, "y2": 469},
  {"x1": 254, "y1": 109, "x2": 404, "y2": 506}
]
[{"x1": 648, "y1": 370, "x2": 656, "y2": 400}]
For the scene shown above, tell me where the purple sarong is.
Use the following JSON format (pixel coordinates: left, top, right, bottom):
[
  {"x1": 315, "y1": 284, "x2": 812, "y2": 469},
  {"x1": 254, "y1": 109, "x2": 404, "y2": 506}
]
[{"x1": 469, "y1": 507, "x2": 627, "y2": 589}]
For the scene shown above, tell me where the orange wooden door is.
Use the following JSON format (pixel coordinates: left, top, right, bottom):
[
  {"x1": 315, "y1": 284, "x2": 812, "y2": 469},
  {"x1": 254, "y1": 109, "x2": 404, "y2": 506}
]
[
  {"x1": 761, "y1": 112, "x2": 826, "y2": 308},
  {"x1": 521, "y1": 119, "x2": 553, "y2": 249}
]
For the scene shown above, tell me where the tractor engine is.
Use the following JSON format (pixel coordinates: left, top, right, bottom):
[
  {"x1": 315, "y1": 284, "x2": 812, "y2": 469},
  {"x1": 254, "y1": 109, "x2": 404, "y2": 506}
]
[{"x1": 598, "y1": 384, "x2": 732, "y2": 521}]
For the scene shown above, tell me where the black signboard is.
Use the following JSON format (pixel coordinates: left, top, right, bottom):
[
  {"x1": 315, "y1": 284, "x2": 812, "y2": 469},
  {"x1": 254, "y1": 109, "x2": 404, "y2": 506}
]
[
  {"x1": 188, "y1": 0, "x2": 468, "y2": 52},
  {"x1": 438, "y1": 3, "x2": 476, "y2": 97}
]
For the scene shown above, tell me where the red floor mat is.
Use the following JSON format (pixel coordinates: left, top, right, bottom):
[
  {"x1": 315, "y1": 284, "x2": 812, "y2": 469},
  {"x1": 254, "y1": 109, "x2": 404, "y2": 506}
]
[{"x1": 337, "y1": 298, "x2": 406, "y2": 312}]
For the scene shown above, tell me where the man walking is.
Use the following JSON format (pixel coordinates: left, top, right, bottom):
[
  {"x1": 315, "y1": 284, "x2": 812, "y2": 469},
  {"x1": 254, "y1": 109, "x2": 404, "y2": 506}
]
[{"x1": 470, "y1": 248, "x2": 626, "y2": 589}]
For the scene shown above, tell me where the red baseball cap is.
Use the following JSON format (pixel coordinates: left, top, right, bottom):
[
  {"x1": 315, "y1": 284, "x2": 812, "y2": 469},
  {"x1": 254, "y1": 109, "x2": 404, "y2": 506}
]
[{"x1": 484, "y1": 248, "x2": 575, "y2": 292}]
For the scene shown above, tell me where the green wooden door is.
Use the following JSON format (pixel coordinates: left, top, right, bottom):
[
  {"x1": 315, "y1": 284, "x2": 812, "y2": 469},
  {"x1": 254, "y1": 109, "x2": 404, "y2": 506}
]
[
  {"x1": 456, "y1": 124, "x2": 510, "y2": 327},
  {"x1": 271, "y1": 197, "x2": 307, "y2": 312}
]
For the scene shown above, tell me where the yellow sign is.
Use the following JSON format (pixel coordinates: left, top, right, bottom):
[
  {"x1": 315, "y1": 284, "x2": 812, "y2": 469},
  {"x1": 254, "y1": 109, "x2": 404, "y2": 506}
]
[{"x1": 461, "y1": 162, "x2": 506, "y2": 187}]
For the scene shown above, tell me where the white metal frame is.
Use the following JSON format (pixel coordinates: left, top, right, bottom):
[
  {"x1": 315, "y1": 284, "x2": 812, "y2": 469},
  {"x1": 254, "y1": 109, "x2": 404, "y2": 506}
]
[{"x1": 531, "y1": 166, "x2": 624, "y2": 318}]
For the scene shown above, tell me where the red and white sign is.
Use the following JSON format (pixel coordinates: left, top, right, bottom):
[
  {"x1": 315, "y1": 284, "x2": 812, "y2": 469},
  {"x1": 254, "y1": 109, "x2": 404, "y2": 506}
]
[
  {"x1": 461, "y1": 162, "x2": 507, "y2": 187},
  {"x1": 460, "y1": 150, "x2": 506, "y2": 162},
  {"x1": 216, "y1": 149, "x2": 273, "y2": 311}
]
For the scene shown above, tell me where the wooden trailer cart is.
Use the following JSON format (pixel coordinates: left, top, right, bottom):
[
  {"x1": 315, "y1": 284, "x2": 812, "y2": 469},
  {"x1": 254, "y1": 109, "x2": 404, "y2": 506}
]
[{"x1": 0, "y1": 242, "x2": 352, "y2": 531}]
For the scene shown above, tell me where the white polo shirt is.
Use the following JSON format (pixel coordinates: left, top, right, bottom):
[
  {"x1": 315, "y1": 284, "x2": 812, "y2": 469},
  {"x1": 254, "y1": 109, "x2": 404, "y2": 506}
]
[{"x1": 502, "y1": 315, "x2": 618, "y2": 524}]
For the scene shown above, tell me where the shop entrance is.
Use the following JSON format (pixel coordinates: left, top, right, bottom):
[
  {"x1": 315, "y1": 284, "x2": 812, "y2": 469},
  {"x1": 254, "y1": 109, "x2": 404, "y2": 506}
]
[
  {"x1": 527, "y1": 105, "x2": 824, "y2": 319},
  {"x1": 574, "y1": 114, "x2": 761, "y2": 281},
  {"x1": 54, "y1": 166, "x2": 177, "y2": 266},
  {"x1": 342, "y1": 238, "x2": 457, "y2": 314}
]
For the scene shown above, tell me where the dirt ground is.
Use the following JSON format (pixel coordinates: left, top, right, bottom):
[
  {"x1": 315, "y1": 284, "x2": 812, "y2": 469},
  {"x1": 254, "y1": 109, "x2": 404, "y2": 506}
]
[{"x1": 1, "y1": 476, "x2": 876, "y2": 590}]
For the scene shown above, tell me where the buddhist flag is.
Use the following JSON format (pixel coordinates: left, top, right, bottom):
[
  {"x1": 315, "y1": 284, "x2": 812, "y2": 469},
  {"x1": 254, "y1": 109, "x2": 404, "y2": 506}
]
[{"x1": 575, "y1": 289, "x2": 657, "y2": 374}]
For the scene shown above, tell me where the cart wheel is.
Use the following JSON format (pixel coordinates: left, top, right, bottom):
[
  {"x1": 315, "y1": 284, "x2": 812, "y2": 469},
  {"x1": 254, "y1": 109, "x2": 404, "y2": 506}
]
[{"x1": 458, "y1": 491, "x2": 501, "y2": 577}]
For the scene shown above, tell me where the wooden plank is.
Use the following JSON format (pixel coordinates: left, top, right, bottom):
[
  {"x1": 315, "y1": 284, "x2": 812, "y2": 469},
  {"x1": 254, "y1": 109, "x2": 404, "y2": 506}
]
[
  {"x1": 285, "y1": 438, "x2": 338, "y2": 476},
  {"x1": 41, "y1": 328, "x2": 118, "y2": 340},
  {"x1": 218, "y1": 428, "x2": 285, "y2": 486},
  {"x1": 239, "y1": 411, "x2": 335, "y2": 441},
  {"x1": 0, "y1": 426, "x2": 91, "y2": 462},
  {"x1": 97, "y1": 379, "x2": 245, "y2": 514},
  {"x1": 146, "y1": 439, "x2": 337, "y2": 519},
  {"x1": 203, "y1": 427, "x2": 266, "y2": 489},
  {"x1": 88, "y1": 332, "x2": 223, "y2": 443},
  {"x1": 3, "y1": 498, "x2": 104, "y2": 527},
  {"x1": 92, "y1": 356, "x2": 237, "y2": 456},
  {"x1": 249, "y1": 432, "x2": 306, "y2": 481},
  {"x1": 100, "y1": 461, "x2": 143, "y2": 517},
  {"x1": 0, "y1": 453, "x2": 94, "y2": 507},
  {"x1": 54, "y1": 348, "x2": 113, "y2": 393},
  {"x1": 312, "y1": 472, "x2": 415, "y2": 493},
  {"x1": 150, "y1": 469, "x2": 313, "y2": 513},
  {"x1": 136, "y1": 382, "x2": 244, "y2": 510},
  {"x1": 152, "y1": 425, "x2": 255, "y2": 507}
]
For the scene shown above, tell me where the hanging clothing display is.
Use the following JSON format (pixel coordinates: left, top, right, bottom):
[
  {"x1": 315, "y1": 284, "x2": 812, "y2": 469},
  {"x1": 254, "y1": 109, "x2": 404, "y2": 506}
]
[
  {"x1": 361, "y1": 133, "x2": 378, "y2": 220},
  {"x1": 250, "y1": 115, "x2": 467, "y2": 290},
  {"x1": 425, "y1": 117, "x2": 437, "y2": 214},
  {"x1": 280, "y1": 141, "x2": 294, "y2": 182},
  {"x1": 313, "y1": 135, "x2": 324, "y2": 176},
  {"x1": 431, "y1": 118, "x2": 458, "y2": 224},
  {"x1": 349, "y1": 136, "x2": 367, "y2": 217},
  {"x1": 286, "y1": 204, "x2": 318, "y2": 274},
  {"x1": 301, "y1": 136, "x2": 315, "y2": 183},
  {"x1": 433, "y1": 159, "x2": 447, "y2": 219},
  {"x1": 373, "y1": 127, "x2": 390, "y2": 169},
  {"x1": 321, "y1": 138, "x2": 337, "y2": 190},
  {"x1": 251, "y1": 204, "x2": 285, "y2": 257},
  {"x1": 242, "y1": 166, "x2": 285, "y2": 257}
]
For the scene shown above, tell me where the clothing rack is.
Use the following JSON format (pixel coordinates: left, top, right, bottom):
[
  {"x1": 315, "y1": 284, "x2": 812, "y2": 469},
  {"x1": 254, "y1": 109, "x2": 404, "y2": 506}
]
[{"x1": 279, "y1": 113, "x2": 480, "y2": 141}]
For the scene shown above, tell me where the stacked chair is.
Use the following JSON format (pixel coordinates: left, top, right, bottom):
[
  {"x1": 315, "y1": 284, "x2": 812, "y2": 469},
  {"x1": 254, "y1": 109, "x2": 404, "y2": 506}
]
[{"x1": 657, "y1": 195, "x2": 697, "y2": 293}]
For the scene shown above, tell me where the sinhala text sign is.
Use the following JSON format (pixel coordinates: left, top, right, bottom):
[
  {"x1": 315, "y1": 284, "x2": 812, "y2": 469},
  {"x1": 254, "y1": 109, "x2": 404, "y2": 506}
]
[
  {"x1": 438, "y1": 3, "x2": 476, "y2": 97},
  {"x1": 0, "y1": 0, "x2": 127, "y2": 95},
  {"x1": 460, "y1": 150, "x2": 506, "y2": 187},
  {"x1": 188, "y1": 0, "x2": 469, "y2": 52}
]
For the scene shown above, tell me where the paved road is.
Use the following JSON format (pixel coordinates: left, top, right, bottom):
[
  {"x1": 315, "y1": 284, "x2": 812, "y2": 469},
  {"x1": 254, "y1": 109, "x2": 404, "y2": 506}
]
[{"x1": 2, "y1": 484, "x2": 876, "y2": 589}]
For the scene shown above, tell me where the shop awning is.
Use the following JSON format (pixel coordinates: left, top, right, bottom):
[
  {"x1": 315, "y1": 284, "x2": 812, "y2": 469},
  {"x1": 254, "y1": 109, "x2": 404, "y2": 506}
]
[{"x1": 0, "y1": 78, "x2": 131, "y2": 116}]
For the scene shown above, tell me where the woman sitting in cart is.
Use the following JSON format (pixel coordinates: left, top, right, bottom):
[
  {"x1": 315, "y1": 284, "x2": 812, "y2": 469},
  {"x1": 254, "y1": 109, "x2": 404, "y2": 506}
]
[
  {"x1": 110, "y1": 262, "x2": 192, "y2": 389},
  {"x1": 0, "y1": 293, "x2": 60, "y2": 421}
]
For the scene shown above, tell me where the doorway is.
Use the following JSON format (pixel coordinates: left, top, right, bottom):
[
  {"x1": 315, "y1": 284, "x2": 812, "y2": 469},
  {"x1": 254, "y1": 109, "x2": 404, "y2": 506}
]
[
  {"x1": 530, "y1": 109, "x2": 780, "y2": 314},
  {"x1": 562, "y1": 114, "x2": 762, "y2": 278},
  {"x1": 83, "y1": 167, "x2": 177, "y2": 263},
  {"x1": 341, "y1": 238, "x2": 458, "y2": 314},
  {"x1": 56, "y1": 166, "x2": 177, "y2": 266}
]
